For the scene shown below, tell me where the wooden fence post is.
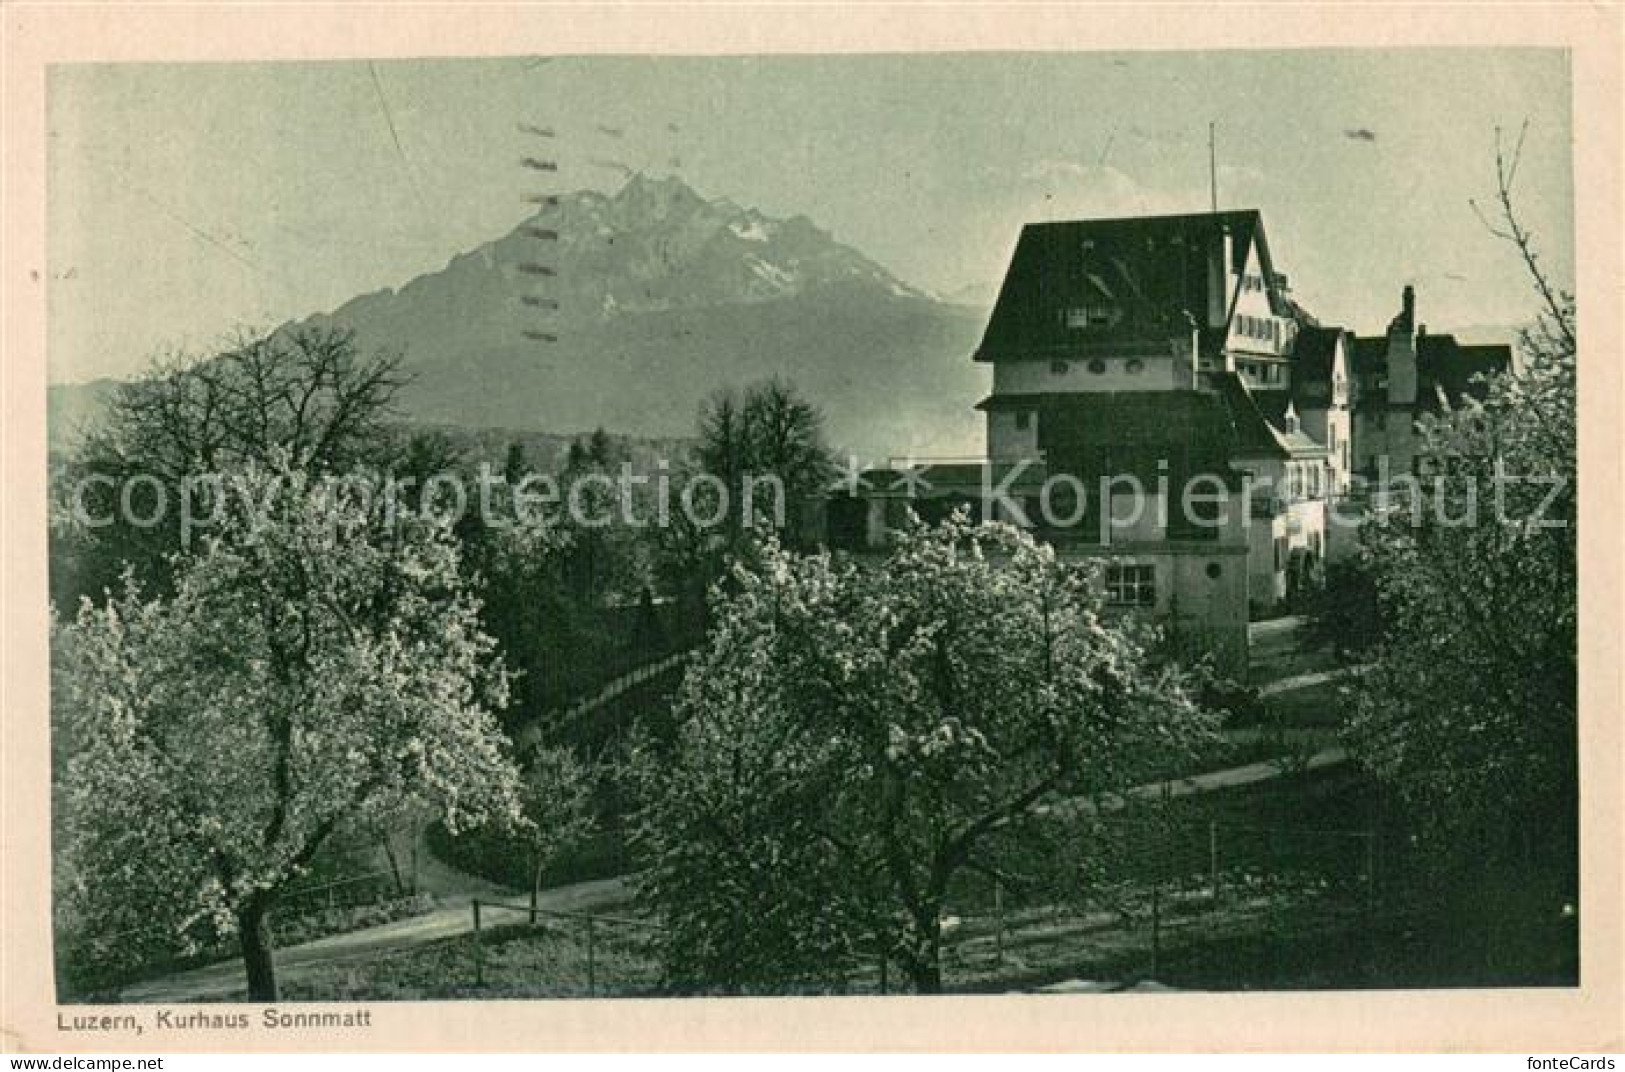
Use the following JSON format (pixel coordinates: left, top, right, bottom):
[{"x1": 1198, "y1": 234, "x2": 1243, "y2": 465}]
[
  {"x1": 1150, "y1": 883, "x2": 1162, "y2": 979},
  {"x1": 472, "y1": 900, "x2": 484, "y2": 987},
  {"x1": 994, "y1": 879, "x2": 1005, "y2": 970},
  {"x1": 1209, "y1": 820, "x2": 1220, "y2": 908},
  {"x1": 1365, "y1": 831, "x2": 1378, "y2": 914},
  {"x1": 1266, "y1": 826, "x2": 1280, "y2": 983},
  {"x1": 585, "y1": 916, "x2": 597, "y2": 996}
]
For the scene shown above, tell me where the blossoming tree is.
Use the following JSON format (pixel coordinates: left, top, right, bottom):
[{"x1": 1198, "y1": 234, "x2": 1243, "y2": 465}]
[
  {"x1": 55, "y1": 465, "x2": 526, "y2": 1000},
  {"x1": 633, "y1": 515, "x2": 1214, "y2": 993}
]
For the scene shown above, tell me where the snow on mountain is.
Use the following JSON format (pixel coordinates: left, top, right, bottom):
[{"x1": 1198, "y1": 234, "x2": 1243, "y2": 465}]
[{"x1": 51, "y1": 175, "x2": 990, "y2": 459}]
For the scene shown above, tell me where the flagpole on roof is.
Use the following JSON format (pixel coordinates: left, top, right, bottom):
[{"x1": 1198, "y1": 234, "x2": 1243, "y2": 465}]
[{"x1": 1209, "y1": 121, "x2": 1218, "y2": 212}]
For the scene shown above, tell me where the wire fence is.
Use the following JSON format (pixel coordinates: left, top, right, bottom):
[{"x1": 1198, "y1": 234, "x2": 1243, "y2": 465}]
[
  {"x1": 924, "y1": 810, "x2": 1389, "y2": 992},
  {"x1": 468, "y1": 898, "x2": 663, "y2": 997},
  {"x1": 74, "y1": 805, "x2": 1535, "y2": 1000},
  {"x1": 435, "y1": 810, "x2": 1397, "y2": 997},
  {"x1": 513, "y1": 648, "x2": 694, "y2": 755},
  {"x1": 59, "y1": 866, "x2": 431, "y2": 1000}
]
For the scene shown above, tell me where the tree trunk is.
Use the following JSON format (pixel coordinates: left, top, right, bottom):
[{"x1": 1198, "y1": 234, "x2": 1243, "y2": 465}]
[
  {"x1": 530, "y1": 857, "x2": 545, "y2": 923},
  {"x1": 381, "y1": 834, "x2": 406, "y2": 897},
  {"x1": 904, "y1": 950, "x2": 943, "y2": 994},
  {"x1": 238, "y1": 895, "x2": 279, "y2": 1002},
  {"x1": 902, "y1": 916, "x2": 944, "y2": 994}
]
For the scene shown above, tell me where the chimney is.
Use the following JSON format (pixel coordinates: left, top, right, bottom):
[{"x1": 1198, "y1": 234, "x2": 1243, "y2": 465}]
[
  {"x1": 1387, "y1": 285, "x2": 1419, "y2": 408},
  {"x1": 1386, "y1": 284, "x2": 1416, "y2": 340}
]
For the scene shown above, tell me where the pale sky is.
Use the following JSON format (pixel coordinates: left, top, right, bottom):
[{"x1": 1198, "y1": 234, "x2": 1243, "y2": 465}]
[{"x1": 48, "y1": 49, "x2": 1573, "y2": 384}]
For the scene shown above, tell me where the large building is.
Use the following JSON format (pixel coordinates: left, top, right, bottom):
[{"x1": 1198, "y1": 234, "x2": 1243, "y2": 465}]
[
  {"x1": 1349, "y1": 284, "x2": 1515, "y2": 479},
  {"x1": 809, "y1": 209, "x2": 1510, "y2": 679}
]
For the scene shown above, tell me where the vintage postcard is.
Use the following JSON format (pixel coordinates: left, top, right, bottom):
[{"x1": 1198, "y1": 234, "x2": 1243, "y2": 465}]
[{"x1": 2, "y1": 2, "x2": 1621, "y2": 1054}]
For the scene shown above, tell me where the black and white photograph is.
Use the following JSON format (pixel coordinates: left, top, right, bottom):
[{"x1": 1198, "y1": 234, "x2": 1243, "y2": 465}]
[{"x1": 4, "y1": 8, "x2": 1616, "y2": 1054}]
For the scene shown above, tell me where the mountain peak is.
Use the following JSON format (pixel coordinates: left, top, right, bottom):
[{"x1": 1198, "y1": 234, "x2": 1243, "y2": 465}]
[
  {"x1": 614, "y1": 171, "x2": 699, "y2": 199},
  {"x1": 608, "y1": 172, "x2": 708, "y2": 223},
  {"x1": 318, "y1": 174, "x2": 941, "y2": 350}
]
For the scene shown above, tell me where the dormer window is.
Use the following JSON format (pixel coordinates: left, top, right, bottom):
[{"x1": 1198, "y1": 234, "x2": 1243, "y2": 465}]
[{"x1": 1062, "y1": 305, "x2": 1116, "y2": 330}]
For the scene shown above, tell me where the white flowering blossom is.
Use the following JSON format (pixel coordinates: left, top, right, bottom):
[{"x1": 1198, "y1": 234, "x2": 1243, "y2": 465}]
[{"x1": 55, "y1": 464, "x2": 523, "y2": 1000}]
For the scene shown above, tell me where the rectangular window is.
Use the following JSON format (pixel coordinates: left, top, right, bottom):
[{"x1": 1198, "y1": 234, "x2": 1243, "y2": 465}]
[
  {"x1": 1014, "y1": 410, "x2": 1033, "y2": 431},
  {"x1": 1064, "y1": 305, "x2": 1114, "y2": 329},
  {"x1": 1105, "y1": 563, "x2": 1157, "y2": 607}
]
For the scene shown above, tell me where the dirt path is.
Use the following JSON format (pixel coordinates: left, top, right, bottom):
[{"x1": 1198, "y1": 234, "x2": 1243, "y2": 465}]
[
  {"x1": 1258, "y1": 665, "x2": 1370, "y2": 698},
  {"x1": 119, "y1": 739, "x2": 1347, "y2": 1004},
  {"x1": 119, "y1": 619, "x2": 1350, "y2": 1003},
  {"x1": 1040, "y1": 745, "x2": 1348, "y2": 821},
  {"x1": 118, "y1": 867, "x2": 632, "y2": 1003}
]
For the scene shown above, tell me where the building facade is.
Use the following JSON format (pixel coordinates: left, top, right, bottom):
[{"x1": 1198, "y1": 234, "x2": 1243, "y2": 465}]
[
  {"x1": 1350, "y1": 285, "x2": 1514, "y2": 480},
  {"x1": 809, "y1": 209, "x2": 1512, "y2": 681}
]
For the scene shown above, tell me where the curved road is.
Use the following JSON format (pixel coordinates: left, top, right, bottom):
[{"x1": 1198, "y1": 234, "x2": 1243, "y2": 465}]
[
  {"x1": 120, "y1": 619, "x2": 1352, "y2": 1003},
  {"x1": 118, "y1": 862, "x2": 633, "y2": 1003}
]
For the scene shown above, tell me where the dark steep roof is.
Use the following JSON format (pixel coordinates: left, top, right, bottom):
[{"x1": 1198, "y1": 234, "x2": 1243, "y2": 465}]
[
  {"x1": 975, "y1": 210, "x2": 1279, "y2": 362},
  {"x1": 1248, "y1": 388, "x2": 1333, "y2": 455},
  {"x1": 978, "y1": 389, "x2": 1240, "y2": 486},
  {"x1": 1350, "y1": 335, "x2": 1388, "y2": 376},
  {"x1": 975, "y1": 374, "x2": 1321, "y2": 488},
  {"x1": 1211, "y1": 373, "x2": 1327, "y2": 458},
  {"x1": 1250, "y1": 388, "x2": 1293, "y2": 430},
  {"x1": 1289, "y1": 325, "x2": 1344, "y2": 407},
  {"x1": 1417, "y1": 333, "x2": 1511, "y2": 409},
  {"x1": 1349, "y1": 332, "x2": 1510, "y2": 411}
]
